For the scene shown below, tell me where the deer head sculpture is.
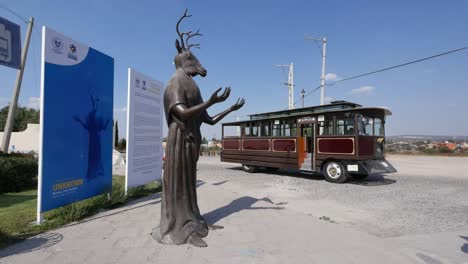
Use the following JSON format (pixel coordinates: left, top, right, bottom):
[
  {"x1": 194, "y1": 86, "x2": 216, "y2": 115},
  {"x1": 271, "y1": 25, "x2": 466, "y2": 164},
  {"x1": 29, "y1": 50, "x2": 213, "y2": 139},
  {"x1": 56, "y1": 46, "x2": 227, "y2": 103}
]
[{"x1": 174, "y1": 9, "x2": 207, "y2": 77}]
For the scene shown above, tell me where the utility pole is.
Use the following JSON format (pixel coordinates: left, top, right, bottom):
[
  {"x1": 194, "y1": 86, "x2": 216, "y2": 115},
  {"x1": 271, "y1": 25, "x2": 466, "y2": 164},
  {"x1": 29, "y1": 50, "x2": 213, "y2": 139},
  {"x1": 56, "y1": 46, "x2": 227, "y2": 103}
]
[
  {"x1": 1, "y1": 17, "x2": 34, "y2": 153},
  {"x1": 274, "y1": 63, "x2": 294, "y2": 109},
  {"x1": 301, "y1": 89, "x2": 305, "y2": 108},
  {"x1": 305, "y1": 35, "x2": 327, "y2": 105}
]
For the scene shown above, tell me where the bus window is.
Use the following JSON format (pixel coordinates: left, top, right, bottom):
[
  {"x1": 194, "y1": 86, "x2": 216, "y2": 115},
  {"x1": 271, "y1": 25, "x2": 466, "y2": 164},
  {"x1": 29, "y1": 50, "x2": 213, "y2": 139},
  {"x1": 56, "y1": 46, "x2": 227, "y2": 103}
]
[
  {"x1": 366, "y1": 119, "x2": 374, "y2": 135},
  {"x1": 288, "y1": 120, "x2": 297, "y2": 137},
  {"x1": 359, "y1": 117, "x2": 374, "y2": 136},
  {"x1": 281, "y1": 124, "x2": 291, "y2": 137},
  {"x1": 283, "y1": 122, "x2": 297, "y2": 137},
  {"x1": 223, "y1": 125, "x2": 241, "y2": 137},
  {"x1": 374, "y1": 118, "x2": 384, "y2": 136},
  {"x1": 244, "y1": 124, "x2": 250, "y2": 136},
  {"x1": 336, "y1": 119, "x2": 345, "y2": 135},
  {"x1": 252, "y1": 125, "x2": 259, "y2": 137},
  {"x1": 345, "y1": 119, "x2": 355, "y2": 135},
  {"x1": 319, "y1": 120, "x2": 333, "y2": 135},
  {"x1": 290, "y1": 125, "x2": 297, "y2": 137},
  {"x1": 273, "y1": 122, "x2": 281, "y2": 136},
  {"x1": 261, "y1": 122, "x2": 270, "y2": 136}
]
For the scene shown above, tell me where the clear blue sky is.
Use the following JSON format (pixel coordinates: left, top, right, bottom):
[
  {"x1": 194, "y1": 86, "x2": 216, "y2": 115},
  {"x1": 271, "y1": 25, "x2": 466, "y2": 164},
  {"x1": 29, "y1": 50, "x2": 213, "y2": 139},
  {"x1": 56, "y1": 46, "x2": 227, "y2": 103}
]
[{"x1": 0, "y1": 0, "x2": 467, "y2": 138}]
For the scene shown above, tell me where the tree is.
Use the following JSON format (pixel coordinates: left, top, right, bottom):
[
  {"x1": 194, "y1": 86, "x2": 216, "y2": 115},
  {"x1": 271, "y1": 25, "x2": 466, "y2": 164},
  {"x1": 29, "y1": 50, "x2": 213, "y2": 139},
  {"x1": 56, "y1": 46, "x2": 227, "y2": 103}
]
[
  {"x1": 202, "y1": 137, "x2": 208, "y2": 145},
  {"x1": 415, "y1": 141, "x2": 425, "y2": 146},
  {"x1": 114, "y1": 121, "x2": 119, "y2": 148},
  {"x1": 116, "y1": 138, "x2": 126, "y2": 152},
  {"x1": 437, "y1": 147, "x2": 453, "y2": 153},
  {"x1": 0, "y1": 106, "x2": 40, "y2": 132}
]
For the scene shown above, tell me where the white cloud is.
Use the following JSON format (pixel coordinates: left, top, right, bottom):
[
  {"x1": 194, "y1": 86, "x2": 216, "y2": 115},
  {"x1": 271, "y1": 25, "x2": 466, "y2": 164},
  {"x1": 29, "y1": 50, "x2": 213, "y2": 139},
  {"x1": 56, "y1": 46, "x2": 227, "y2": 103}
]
[
  {"x1": 349, "y1": 86, "x2": 375, "y2": 95},
  {"x1": 325, "y1": 73, "x2": 340, "y2": 82},
  {"x1": 27, "y1": 97, "x2": 40, "y2": 109},
  {"x1": 324, "y1": 96, "x2": 335, "y2": 104},
  {"x1": 447, "y1": 103, "x2": 457, "y2": 108},
  {"x1": 114, "y1": 106, "x2": 127, "y2": 113}
]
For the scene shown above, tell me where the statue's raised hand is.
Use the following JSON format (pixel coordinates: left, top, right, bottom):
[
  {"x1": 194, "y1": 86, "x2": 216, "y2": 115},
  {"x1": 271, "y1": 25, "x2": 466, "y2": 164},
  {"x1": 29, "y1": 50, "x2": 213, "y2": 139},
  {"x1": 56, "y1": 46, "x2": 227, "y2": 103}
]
[
  {"x1": 210, "y1": 87, "x2": 231, "y2": 104},
  {"x1": 230, "y1": 98, "x2": 245, "y2": 111}
]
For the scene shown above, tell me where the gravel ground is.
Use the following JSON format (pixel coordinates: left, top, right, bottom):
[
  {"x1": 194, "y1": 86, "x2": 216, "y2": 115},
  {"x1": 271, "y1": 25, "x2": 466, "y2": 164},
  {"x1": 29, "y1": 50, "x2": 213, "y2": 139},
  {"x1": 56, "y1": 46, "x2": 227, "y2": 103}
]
[
  {"x1": 197, "y1": 155, "x2": 468, "y2": 238},
  {"x1": 2, "y1": 155, "x2": 466, "y2": 263}
]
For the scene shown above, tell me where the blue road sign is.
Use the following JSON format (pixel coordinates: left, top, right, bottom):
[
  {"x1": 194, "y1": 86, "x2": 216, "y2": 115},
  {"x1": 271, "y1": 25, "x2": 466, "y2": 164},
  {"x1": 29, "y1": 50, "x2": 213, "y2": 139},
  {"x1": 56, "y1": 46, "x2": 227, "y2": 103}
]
[{"x1": 0, "y1": 17, "x2": 21, "y2": 69}]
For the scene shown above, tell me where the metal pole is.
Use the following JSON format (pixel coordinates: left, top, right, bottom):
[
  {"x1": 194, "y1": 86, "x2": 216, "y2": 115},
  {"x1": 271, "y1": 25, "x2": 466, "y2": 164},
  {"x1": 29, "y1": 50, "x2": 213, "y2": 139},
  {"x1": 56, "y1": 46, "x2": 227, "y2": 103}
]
[
  {"x1": 1, "y1": 17, "x2": 34, "y2": 153},
  {"x1": 274, "y1": 64, "x2": 294, "y2": 109},
  {"x1": 289, "y1": 63, "x2": 294, "y2": 110},
  {"x1": 320, "y1": 37, "x2": 327, "y2": 105},
  {"x1": 301, "y1": 89, "x2": 305, "y2": 108}
]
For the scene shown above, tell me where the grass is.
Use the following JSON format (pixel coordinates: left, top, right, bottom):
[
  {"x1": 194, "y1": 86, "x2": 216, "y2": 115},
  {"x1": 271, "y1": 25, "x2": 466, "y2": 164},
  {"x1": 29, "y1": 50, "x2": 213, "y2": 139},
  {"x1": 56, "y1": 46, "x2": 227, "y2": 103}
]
[{"x1": 0, "y1": 176, "x2": 161, "y2": 249}]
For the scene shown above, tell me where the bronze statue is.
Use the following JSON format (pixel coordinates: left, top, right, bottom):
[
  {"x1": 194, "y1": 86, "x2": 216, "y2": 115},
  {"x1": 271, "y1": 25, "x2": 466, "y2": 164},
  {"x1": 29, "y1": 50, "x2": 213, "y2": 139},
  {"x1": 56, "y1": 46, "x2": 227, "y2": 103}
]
[{"x1": 152, "y1": 9, "x2": 245, "y2": 247}]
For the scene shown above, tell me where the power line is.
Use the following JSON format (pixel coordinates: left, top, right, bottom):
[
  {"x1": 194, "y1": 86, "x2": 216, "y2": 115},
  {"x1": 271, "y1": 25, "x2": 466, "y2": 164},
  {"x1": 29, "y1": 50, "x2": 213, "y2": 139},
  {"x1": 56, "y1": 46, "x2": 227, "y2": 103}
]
[
  {"x1": 294, "y1": 45, "x2": 468, "y2": 107},
  {"x1": 326, "y1": 46, "x2": 468, "y2": 86},
  {"x1": 0, "y1": 2, "x2": 28, "y2": 23}
]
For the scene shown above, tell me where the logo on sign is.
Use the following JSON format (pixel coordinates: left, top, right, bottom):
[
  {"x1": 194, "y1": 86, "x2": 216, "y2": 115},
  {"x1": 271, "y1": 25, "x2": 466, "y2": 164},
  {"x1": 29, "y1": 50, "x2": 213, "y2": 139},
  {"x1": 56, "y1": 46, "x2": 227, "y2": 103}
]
[
  {"x1": 51, "y1": 37, "x2": 64, "y2": 54},
  {"x1": 68, "y1": 44, "x2": 77, "y2": 60}
]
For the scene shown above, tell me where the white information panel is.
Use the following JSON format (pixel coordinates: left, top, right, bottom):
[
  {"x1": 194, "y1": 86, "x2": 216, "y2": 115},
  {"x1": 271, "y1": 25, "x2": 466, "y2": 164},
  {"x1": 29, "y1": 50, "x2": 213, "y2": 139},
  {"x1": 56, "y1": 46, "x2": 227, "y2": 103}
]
[{"x1": 125, "y1": 68, "x2": 163, "y2": 191}]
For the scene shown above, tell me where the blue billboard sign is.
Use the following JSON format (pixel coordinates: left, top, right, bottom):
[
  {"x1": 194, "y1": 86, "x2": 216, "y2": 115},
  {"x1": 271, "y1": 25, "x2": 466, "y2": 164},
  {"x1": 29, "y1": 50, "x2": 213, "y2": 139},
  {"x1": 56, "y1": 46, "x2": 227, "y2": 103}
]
[
  {"x1": 0, "y1": 16, "x2": 21, "y2": 69},
  {"x1": 38, "y1": 27, "x2": 114, "y2": 213}
]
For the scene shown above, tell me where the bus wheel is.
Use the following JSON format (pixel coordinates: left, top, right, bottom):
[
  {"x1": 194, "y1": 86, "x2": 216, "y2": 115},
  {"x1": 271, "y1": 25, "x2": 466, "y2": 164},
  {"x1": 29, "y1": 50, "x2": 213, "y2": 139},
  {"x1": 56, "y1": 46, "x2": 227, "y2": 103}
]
[
  {"x1": 242, "y1": 164, "x2": 256, "y2": 173},
  {"x1": 323, "y1": 161, "x2": 348, "y2": 183}
]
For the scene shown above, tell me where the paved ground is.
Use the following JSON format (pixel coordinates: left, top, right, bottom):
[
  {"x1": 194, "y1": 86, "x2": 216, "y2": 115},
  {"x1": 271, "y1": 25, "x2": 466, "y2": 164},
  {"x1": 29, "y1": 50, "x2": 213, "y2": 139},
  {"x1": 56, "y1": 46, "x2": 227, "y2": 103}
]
[{"x1": 1, "y1": 155, "x2": 467, "y2": 263}]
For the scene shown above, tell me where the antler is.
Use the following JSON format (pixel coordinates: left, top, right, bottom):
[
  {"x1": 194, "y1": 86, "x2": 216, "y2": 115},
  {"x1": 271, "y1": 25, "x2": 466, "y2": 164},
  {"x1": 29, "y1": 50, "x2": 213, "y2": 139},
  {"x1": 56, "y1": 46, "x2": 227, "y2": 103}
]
[
  {"x1": 186, "y1": 29, "x2": 202, "y2": 49},
  {"x1": 176, "y1": 9, "x2": 192, "y2": 49}
]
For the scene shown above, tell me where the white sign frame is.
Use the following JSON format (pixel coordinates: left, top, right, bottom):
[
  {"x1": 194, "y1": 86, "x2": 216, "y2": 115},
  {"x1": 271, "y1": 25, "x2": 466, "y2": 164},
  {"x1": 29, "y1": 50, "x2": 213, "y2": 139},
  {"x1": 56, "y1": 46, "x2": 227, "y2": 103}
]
[{"x1": 125, "y1": 68, "x2": 163, "y2": 192}]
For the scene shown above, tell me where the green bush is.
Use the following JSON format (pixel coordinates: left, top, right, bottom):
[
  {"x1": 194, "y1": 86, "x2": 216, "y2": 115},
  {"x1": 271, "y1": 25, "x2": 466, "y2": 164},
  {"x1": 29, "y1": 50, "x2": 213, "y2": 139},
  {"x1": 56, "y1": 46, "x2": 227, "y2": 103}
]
[
  {"x1": 437, "y1": 147, "x2": 453, "y2": 153},
  {"x1": 0, "y1": 153, "x2": 38, "y2": 193}
]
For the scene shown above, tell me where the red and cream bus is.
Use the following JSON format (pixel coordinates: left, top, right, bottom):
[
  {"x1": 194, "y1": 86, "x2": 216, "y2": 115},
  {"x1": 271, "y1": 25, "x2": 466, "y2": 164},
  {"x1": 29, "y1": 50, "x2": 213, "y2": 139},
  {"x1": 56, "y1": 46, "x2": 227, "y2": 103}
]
[{"x1": 221, "y1": 101, "x2": 396, "y2": 183}]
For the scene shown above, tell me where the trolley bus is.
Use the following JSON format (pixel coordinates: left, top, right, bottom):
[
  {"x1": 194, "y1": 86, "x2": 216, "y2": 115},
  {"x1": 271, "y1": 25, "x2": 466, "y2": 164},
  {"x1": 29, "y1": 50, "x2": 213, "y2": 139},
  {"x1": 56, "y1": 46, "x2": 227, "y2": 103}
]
[{"x1": 220, "y1": 101, "x2": 396, "y2": 183}]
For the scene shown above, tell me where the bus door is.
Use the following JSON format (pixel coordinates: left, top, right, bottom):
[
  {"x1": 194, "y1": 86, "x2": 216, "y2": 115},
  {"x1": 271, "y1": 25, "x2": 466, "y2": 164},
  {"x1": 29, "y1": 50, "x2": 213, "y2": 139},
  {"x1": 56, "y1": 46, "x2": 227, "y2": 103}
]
[{"x1": 299, "y1": 121, "x2": 315, "y2": 171}]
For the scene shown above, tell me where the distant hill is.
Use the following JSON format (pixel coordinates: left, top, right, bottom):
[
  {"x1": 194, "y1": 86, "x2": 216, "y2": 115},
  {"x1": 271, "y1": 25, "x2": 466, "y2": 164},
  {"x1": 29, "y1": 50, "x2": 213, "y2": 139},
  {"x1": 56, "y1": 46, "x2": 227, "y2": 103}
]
[{"x1": 387, "y1": 135, "x2": 468, "y2": 142}]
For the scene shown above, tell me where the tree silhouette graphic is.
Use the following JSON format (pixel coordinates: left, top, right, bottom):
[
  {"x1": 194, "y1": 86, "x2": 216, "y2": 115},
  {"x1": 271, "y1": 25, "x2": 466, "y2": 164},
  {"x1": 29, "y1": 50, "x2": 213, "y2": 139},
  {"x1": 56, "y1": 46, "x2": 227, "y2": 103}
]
[{"x1": 73, "y1": 90, "x2": 110, "y2": 180}]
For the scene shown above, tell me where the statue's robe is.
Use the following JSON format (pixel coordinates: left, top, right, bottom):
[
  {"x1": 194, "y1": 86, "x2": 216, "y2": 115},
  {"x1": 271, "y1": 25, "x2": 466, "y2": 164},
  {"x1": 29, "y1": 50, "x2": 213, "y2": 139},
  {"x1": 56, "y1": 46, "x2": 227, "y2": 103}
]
[{"x1": 153, "y1": 69, "x2": 209, "y2": 245}]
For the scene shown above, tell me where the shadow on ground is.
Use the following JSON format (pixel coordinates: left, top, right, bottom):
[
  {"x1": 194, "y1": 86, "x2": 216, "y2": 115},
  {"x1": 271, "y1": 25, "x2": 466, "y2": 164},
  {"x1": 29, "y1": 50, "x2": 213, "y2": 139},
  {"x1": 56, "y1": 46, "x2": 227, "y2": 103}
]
[
  {"x1": 227, "y1": 166, "x2": 323, "y2": 181},
  {"x1": 203, "y1": 196, "x2": 285, "y2": 224},
  {"x1": 348, "y1": 174, "x2": 396, "y2": 186},
  {"x1": 415, "y1": 252, "x2": 445, "y2": 264},
  {"x1": 461, "y1": 236, "x2": 468, "y2": 254},
  {"x1": 0, "y1": 233, "x2": 63, "y2": 258},
  {"x1": 0, "y1": 194, "x2": 37, "y2": 207},
  {"x1": 70, "y1": 180, "x2": 204, "y2": 227},
  {"x1": 212, "y1": 180, "x2": 229, "y2": 186},
  {"x1": 227, "y1": 166, "x2": 396, "y2": 186}
]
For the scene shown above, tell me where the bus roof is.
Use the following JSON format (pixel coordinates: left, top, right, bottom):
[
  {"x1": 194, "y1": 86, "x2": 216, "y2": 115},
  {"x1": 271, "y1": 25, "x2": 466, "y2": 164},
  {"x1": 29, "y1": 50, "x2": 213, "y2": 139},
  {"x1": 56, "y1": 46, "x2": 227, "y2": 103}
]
[{"x1": 223, "y1": 101, "x2": 392, "y2": 125}]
